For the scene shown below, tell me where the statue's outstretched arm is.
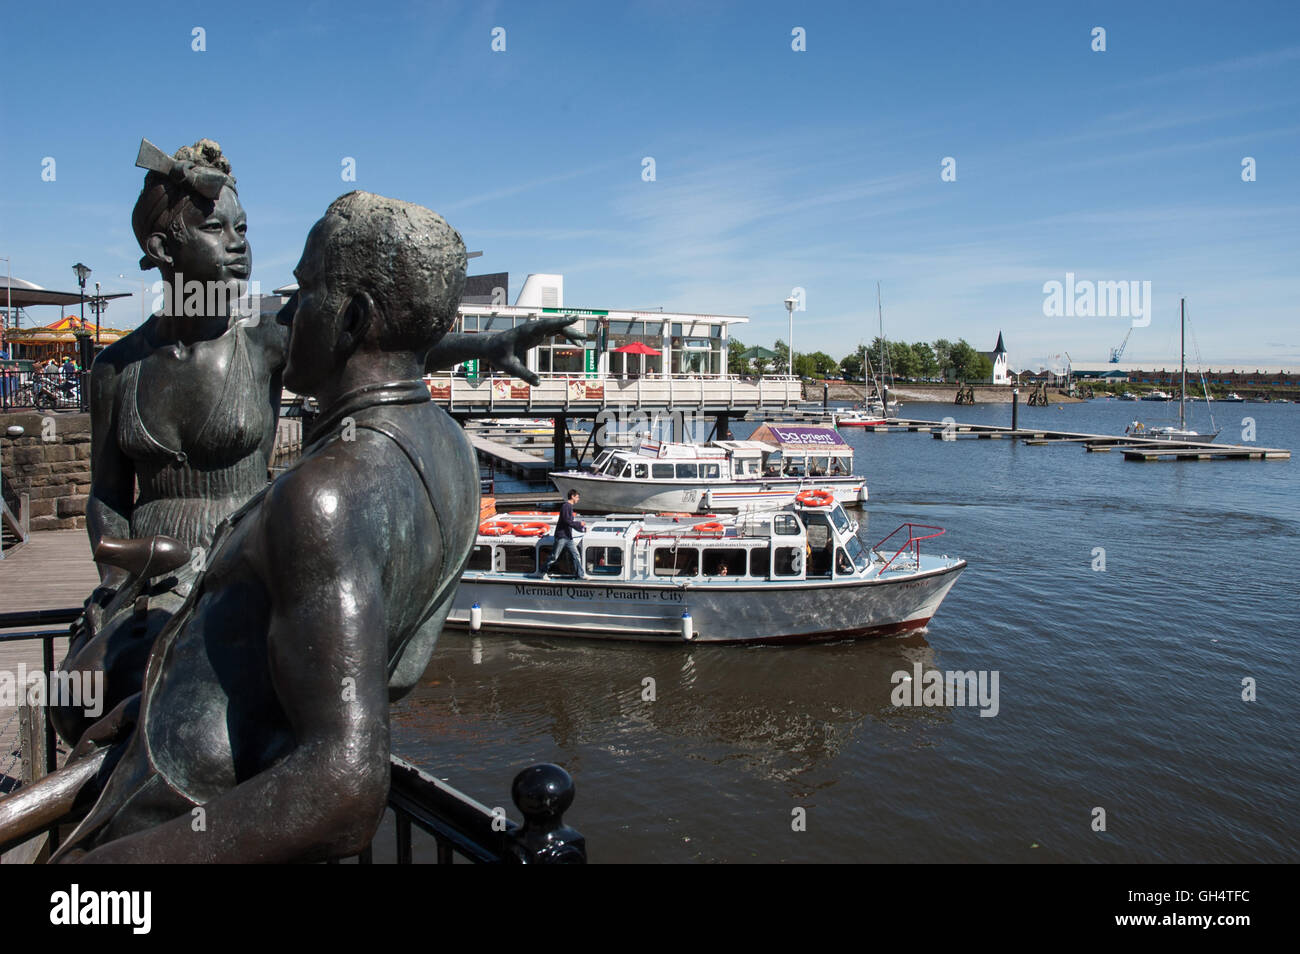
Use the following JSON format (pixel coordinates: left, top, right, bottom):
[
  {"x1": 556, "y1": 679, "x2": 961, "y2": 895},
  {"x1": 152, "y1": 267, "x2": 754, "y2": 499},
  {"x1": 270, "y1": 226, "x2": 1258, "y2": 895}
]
[{"x1": 425, "y1": 316, "x2": 587, "y2": 385}]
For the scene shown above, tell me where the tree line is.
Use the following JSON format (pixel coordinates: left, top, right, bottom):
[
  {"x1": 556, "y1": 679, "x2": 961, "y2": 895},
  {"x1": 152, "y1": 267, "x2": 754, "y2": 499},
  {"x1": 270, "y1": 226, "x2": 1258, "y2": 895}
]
[{"x1": 729, "y1": 336, "x2": 994, "y2": 382}]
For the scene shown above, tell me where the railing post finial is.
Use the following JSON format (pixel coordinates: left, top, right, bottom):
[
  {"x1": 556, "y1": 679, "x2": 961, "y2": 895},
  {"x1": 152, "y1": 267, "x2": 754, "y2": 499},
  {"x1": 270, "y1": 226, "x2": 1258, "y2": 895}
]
[{"x1": 507, "y1": 763, "x2": 587, "y2": 864}]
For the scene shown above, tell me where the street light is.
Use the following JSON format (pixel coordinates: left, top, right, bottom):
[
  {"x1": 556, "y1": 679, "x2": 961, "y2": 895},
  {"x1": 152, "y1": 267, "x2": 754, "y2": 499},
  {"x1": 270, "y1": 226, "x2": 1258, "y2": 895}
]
[
  {"x1": 73, "y1": 262, "x2": 91, "y2": 331},
  {"x1": 783, "y1": 297, "x2": 797, "y2": 377}
]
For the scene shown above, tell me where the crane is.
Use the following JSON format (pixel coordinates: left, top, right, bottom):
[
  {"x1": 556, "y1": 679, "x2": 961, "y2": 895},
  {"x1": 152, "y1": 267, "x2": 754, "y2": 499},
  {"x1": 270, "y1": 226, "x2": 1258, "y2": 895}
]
[{"x1": 1109, "y1": 327, "x2": 1133, "y2": 363}]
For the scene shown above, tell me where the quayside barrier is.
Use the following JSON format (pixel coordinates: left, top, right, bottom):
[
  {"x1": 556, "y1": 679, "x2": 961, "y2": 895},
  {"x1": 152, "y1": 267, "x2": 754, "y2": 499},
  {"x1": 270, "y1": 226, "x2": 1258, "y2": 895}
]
[{"x1": 0, "y1": 608, "x2": 586, "y2": 864}]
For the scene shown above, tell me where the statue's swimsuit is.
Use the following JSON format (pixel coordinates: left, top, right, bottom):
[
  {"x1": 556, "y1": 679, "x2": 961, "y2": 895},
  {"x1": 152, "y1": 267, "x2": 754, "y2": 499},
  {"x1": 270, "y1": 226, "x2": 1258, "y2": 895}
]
[
  {"x1": 118, "y1": 321, "x2": 276, "y2": 558},
  {"x1": 53, "y1": 386, "x2": 478, "y2": 859}
]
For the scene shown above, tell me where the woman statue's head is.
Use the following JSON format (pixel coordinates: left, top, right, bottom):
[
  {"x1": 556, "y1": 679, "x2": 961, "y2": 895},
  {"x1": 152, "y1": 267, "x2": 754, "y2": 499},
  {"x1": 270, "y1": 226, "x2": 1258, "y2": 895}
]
[{"x1": 132, "y1": 139, "x2": 250, "y2": 287}]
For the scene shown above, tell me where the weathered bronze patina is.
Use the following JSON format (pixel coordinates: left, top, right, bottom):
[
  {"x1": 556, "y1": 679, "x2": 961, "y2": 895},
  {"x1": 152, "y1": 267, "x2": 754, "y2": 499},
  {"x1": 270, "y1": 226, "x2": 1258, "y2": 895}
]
[
  {"x1": 44, "y1": 191, "x2": 480, "y2": 861},
  {"x1": 53, "y1": 140, "x2": 585, "y2": 748}
]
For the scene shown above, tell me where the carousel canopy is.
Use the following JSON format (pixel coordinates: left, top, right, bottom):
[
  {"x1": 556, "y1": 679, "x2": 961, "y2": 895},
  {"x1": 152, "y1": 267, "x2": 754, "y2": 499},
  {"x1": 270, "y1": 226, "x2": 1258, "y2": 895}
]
[{"x1": 0, "y1": 277, "x2": 130, "y2": 310}]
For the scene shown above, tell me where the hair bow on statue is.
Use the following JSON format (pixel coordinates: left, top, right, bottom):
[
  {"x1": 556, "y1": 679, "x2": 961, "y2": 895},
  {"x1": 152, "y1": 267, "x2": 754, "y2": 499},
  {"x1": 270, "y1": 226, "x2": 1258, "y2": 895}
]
[{"x1": 135, "y1": 138, "x2": 235, "y2": 200}]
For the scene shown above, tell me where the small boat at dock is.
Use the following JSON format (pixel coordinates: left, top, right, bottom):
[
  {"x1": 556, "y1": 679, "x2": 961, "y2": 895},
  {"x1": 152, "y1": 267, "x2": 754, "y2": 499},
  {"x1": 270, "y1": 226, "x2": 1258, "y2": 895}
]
[
  {"x1": 550, "y1": 423, "x2": 868, "y2": 512},
  {"x1": 448, "y1": 496, "x2": 964, "y2": 643}
]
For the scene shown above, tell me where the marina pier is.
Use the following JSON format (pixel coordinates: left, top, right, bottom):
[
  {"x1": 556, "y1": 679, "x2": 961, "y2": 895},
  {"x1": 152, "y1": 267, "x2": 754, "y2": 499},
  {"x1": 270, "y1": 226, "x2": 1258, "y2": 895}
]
[{"x1": 865, "y1": 417, "x2": 1291, "y2": 462}]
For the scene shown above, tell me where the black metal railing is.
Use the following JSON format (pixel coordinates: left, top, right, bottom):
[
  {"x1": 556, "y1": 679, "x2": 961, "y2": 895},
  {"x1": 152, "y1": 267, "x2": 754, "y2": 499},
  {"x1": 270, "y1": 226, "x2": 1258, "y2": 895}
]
[{"x1": 0, "y1": 607, "x2": 585, "y2": 864}]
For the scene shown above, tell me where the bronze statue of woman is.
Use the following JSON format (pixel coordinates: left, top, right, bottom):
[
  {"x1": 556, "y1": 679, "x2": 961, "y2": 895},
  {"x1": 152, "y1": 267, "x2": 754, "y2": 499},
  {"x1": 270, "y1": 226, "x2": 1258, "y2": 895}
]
[{"x1": 52, "y1": 139, "x2": 585, "y2": 746}]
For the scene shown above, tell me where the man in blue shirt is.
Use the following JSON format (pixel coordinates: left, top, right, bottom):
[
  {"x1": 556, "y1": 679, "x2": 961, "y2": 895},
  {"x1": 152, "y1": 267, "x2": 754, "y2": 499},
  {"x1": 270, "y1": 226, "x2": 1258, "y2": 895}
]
[{"x1": 543, "y1": 489, "x2": 587, "y2": 579}]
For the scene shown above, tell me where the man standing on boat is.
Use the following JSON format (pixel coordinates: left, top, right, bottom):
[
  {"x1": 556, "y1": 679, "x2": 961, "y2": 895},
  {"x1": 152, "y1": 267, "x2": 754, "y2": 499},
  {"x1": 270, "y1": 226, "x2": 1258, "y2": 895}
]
[{"x1": 543, "y1": 490, "x2": 587, "y2": 579}]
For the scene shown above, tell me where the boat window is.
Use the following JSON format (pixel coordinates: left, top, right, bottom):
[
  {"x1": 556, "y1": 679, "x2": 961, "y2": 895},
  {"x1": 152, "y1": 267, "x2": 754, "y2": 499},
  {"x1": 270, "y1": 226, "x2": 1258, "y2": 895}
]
[
  {"x1": 835, "y1": 548, "x2": 855, "y2": 576},
  {"x1": 703, "y1": 548, "x2": 746, "y2": 577},
  {"x1": 501, "y1": 545, "x2": 539, "y2": 574},
  {"x1": 591, "y1": 450, "x2": 613, "y2": 472},
  {"x1": 748, "y1": 547, "x2": 770, "y2": 578},
  {"x1": 700, "y1": 462, "x2": 721, "y2": 479},
  {"x1": 763, "y1": 453, "x2": 782, "y2": 477},
  {"x1": 773, "y1": 546, "x2": 802, "y2": 577},
  {"x1": 675, "y1": 462, "x2": 699, "y2": 479},
  {"x1": 653, "y1": 546, "x2": 699, "y2": 577},
  {"x1": 808, "y1": 456, "x2": 830, "y2": 476},
  {"x1": 828, "y1": 505, "x2": 851, "y2": 534},
  {"x1": 621, "y1": 462, "x2": 634, "y2": 478},
  {"x1": 783, "y1": 457, "x2": 805, "y2": 477},
  {"x1": 652, "y1": 463, "x2": 674, "y2": 479},
  {"x1": 466, "y1": 545, "x2": 493, "y2": 571},
  {"x1": 736, "y1": 457, "x2": 758, "y2": 477},
  {"x1": 829, "y1": 456, "x2": 852, "y2": 476},
  {"x1": 603, "y1": 456, "x2": 625, "y2": 476},
  {"x1": 773, "y1": 514, "x2": 800, "y2": 536},
  {"x1": 633, "y1": 462, "x2": 649, "y2": 479},
  {"x1": 804, "y1": 516, "x2": 834, "y2": 577},
  {"x1": 845, "y1": 535, "x2": 870, "y2": 572},
  {"x1": 585, "y1": 546, "x2": 624, "y2": 577}
]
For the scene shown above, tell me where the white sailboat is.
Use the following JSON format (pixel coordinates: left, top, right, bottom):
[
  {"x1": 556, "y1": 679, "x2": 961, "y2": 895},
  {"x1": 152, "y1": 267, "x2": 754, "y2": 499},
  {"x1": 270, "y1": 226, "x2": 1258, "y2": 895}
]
[{"x1": 1126, "y1": 299, "x2": 1220, "y2": 443}]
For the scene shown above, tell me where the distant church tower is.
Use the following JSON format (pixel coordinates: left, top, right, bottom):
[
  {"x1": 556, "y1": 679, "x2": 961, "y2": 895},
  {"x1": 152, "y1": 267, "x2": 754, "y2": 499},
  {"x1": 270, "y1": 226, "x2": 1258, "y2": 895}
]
[{"x1": 989, "y1": 332, "x2": 1010, "y2": 385}]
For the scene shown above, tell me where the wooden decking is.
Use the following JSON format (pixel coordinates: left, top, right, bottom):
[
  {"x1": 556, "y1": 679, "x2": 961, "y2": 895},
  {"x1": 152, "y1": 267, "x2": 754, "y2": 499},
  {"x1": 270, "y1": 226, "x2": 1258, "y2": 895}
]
[{"x1": 0, "y1": 531, "x2": 98, "y2": 789}]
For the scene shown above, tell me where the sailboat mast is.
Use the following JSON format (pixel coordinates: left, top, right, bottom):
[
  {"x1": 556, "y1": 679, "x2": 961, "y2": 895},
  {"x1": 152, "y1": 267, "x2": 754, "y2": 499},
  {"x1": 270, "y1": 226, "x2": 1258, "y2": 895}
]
[{"x1": 1180, "y1": 298, "x2": 1186, "y2": 429}]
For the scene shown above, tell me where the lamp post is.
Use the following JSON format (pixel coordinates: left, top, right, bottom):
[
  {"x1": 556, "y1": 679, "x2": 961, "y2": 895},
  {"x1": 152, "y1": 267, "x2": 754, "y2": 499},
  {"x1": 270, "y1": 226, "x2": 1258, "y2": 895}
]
[
  {"x1": 73, "y1": 262, "x2": 91, "y2": 332},
  {"x1": 91, "y1": 281, "x2": 104, "y2": 344},
  {"x1": 783, "y1": 297, "x2": 796, "y2": 377}
]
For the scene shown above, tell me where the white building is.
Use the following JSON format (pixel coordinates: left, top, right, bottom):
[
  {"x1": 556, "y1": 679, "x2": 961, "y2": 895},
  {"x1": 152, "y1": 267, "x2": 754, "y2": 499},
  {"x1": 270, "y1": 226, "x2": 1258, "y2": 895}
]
[{"x1": 980, "y1": 332, "x2": 1010, "y2": 385}]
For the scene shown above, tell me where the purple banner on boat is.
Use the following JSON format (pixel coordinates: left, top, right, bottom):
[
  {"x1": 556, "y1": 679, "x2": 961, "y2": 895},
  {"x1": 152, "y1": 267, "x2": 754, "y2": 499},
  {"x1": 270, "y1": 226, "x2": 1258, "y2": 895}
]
[{"x1": 755, "y1": 424, "x2": 850, "y2": 449}]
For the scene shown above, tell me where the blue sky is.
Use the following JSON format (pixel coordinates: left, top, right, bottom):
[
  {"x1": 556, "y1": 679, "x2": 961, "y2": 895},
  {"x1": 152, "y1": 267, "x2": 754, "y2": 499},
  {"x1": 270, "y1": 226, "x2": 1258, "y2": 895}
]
[{"x1": 2, "y1": 0, "x2": 1297, "y2": 369}]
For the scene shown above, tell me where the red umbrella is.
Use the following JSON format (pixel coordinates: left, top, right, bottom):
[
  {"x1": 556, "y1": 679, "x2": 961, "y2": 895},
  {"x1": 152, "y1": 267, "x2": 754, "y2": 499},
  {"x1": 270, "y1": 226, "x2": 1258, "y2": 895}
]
[{"x1": 612, "y1": 341, "x2": 661, "y2": 355}]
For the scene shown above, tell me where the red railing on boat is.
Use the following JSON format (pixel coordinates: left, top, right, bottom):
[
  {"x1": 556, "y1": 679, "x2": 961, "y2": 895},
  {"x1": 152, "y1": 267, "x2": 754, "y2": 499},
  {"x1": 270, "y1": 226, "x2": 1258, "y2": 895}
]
[{"x1": 873, "y1": 523, "x2": 946, "y2": 576}]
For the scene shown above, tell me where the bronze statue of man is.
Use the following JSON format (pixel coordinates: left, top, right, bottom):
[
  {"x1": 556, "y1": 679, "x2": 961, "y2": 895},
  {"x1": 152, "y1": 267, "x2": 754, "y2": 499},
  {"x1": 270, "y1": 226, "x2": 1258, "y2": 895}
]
[
  {"x1": 42, "y1": 192, "x2": 480, "y2": 862},
  {"x1": 53, "y1": 138, "x2": 584, "y2": 748}
]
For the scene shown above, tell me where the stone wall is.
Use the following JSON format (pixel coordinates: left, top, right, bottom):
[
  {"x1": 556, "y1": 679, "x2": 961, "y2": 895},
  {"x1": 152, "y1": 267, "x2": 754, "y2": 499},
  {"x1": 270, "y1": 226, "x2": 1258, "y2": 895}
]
[{"x1": 0, "y1": 411, "x2": 92, "y2": 532}]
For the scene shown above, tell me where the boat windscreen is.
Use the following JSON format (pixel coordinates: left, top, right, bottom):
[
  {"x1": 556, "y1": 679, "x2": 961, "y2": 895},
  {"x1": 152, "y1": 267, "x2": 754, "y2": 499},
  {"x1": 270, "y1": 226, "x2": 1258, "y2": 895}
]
[
  {"x1": 845, "y1": 535, "x2": 870, "y2": 572},
  {"x1": 829, "y1": 505, "x2": 851, "y2": 534}
]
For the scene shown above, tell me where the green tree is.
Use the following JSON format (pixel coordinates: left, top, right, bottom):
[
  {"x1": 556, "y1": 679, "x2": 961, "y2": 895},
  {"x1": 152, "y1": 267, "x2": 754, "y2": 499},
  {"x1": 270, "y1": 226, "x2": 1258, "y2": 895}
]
[
  {"x1": 840, "y1": 349, "x2": 864, "y2": 381},
  {"x1": 888, "y1": 340, "x2": 918, "y2": 380},
  {"x1": 728, "y1": 338, "x2": 748, "y2": 376},
  {"x1": 948, "y1": 339, "x2": 990, "y2": 382},
  {"x1": 773, "y1": 340, "x2": 791, "y2": 375},
  {"x1": 911, "y1": 342, "x2": 939, "y2": 380},
  {"x1": 932, "y1": 338, "x2": 955, "y2": 380},
  {"x1": 808, "y1": 351, "x2": 839, "y2": 377}
]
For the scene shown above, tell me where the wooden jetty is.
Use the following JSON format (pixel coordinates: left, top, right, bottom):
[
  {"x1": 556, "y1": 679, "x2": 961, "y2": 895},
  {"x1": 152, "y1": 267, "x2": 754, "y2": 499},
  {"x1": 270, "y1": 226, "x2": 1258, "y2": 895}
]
[
  {"x1": 869, "y1": 418, "x2": 1290, "y2": 462},
  {"x1": 467, "y1": 434, "x2": 555, "y2": 479}
]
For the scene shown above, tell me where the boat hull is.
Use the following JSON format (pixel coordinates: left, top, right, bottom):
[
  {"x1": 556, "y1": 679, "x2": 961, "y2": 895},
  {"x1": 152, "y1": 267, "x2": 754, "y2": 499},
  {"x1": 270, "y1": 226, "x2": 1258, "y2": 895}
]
[
  {"x1": 446, "y1": 559, "x2": 965, "y2": 644},
  {"x1": 550, "y1": 471, "x2": 868, "y2": 512}
]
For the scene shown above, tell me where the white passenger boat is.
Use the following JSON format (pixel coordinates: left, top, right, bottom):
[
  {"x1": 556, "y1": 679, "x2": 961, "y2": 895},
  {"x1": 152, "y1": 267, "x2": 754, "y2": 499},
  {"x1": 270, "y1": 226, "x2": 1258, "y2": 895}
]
[
  {"x1": 550, "y1": 423, "x2": 868, "y2": 512},
  {"x1": 1140, "y1": 390, "x2": 1173, "y2": 401},
  {"x1": 446, "y1": 496, "x2": 965, "y2": 643}
]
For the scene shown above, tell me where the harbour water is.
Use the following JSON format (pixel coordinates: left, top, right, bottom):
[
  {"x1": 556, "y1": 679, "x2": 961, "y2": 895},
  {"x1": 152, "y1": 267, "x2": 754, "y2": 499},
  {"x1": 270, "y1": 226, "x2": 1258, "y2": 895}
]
[{"x1": 392, "y1": 399, "x2": 1298, "y2": 862}]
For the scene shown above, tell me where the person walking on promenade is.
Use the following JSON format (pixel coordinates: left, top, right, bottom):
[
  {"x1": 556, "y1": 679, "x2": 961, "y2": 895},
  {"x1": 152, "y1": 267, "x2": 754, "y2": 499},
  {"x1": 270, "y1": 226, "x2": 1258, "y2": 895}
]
[{"x1": 543, "y1": 489, "x2": 587, "y2": 579}]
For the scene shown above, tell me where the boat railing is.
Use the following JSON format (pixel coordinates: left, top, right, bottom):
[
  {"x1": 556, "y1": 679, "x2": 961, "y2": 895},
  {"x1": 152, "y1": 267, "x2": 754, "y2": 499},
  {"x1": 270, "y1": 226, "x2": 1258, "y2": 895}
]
[
  {"x1": 872, "y1": 523, "x2": 946, "y2": 576},
  {"x1": 0, "y1": 609, "x2": 585, "y2": 864}
]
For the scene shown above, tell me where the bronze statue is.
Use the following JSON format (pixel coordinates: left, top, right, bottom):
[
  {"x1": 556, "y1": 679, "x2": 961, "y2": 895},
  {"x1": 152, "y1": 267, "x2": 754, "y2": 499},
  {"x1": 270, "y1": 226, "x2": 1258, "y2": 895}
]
[
  {"x1": 43, "y1": 192, "x2": 480, "y2": 861},
  {"x1": 53, "y1": 139, "x2": 587, "y2": 747}
]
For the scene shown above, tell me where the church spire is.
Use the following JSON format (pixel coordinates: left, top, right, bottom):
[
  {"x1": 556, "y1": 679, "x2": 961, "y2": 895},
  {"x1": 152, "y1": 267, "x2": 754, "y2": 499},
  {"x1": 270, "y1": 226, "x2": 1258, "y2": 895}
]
[{"x1": 993, "y1": 331, "x2": 1006, "y2": 356}]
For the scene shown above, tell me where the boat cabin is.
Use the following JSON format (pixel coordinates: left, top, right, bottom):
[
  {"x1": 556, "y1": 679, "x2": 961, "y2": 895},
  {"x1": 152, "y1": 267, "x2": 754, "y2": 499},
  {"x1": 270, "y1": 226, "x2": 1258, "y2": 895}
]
[
  {"x1": 585, "y1": 424, "x2": 855, "y2": 483},
  {"x1": 468, "y1": 501, "x2": 872, "y2": 582}
]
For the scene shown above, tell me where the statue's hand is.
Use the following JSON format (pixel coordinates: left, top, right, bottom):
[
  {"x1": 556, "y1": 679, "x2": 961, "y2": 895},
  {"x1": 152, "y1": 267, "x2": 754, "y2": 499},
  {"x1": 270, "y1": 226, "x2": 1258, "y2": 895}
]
[{"x1": 485, "y1": 316, "x2": 588, "y2": 386}]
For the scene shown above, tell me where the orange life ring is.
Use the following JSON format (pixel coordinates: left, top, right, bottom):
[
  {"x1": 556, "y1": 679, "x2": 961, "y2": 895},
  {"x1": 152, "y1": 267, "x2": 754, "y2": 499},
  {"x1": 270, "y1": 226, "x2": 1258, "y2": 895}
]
[
  {"x1": 479, "y1": 520, "x2": 515, "y2": 536},
  {"x1": 514, "y1": 522, "x2": 551, "y2": 537},
  {"x1": 694, "y1": 521, "x2": 727, "y2": 534},
  {"x1": 795, "y1": 489, "x2": 834, "y2": 507}
]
